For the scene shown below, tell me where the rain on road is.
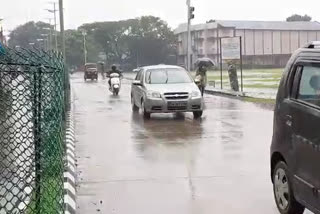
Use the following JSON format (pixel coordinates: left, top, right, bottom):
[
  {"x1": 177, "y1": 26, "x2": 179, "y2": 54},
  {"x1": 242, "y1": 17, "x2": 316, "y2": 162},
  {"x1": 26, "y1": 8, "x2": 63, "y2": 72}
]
[{"x1": 71, "y1": 72, "x2": 307, "y2": 214}]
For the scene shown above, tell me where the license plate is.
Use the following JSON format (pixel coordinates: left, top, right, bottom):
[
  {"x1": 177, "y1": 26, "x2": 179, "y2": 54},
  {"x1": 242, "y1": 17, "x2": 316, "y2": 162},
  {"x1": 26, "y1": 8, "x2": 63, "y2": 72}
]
[{"x1": 168, "y1": 101, "x2": 187, "y2": 107}]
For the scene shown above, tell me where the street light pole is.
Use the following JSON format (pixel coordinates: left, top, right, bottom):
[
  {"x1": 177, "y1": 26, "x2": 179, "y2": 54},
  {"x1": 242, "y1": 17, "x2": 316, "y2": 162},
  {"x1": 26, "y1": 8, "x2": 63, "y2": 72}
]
[
  {"x1": 59, "y1": 0, "x2": 65, "y2": 61},
  {"x1": 186, "y1": 0, "x2": 194, "y2": 71},
  {"x1": 53, "y1": 2, "x2": 58, "y2": 50},
  {"x1": 82, "y1": 30, "x2": 87, "y2": 64},
  {"x1": 45, "y1": 3, "x2": 58, "y2": 50}
]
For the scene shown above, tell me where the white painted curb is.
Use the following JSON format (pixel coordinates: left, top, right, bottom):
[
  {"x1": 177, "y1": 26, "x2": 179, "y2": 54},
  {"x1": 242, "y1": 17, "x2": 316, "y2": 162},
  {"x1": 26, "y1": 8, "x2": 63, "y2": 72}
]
[{"x1": 64, "y1": 90, "x2": 76, "y2": 214}]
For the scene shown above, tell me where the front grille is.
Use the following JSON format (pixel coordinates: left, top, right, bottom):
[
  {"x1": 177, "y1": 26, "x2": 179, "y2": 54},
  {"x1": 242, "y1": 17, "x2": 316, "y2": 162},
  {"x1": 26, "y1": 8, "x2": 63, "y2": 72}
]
[
  {"x1": 192, "y1": 105, "x2": 201, "y2": 110},
  {"x1": 164, "y1": 92, "x2": 189, "y2": 100},
  {"x1": 168, "y1": 106, "x2": 188, "y2": 111},
  {"x1": 152, "y1": 106, "x2": 162, "y2": 111}
]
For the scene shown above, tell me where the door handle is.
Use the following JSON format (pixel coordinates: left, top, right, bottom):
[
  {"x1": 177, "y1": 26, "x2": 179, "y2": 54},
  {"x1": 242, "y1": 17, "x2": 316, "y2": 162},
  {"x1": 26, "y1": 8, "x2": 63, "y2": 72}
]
[{"x1": 286, "y1": 115, "x2": 292, "y2": 127}]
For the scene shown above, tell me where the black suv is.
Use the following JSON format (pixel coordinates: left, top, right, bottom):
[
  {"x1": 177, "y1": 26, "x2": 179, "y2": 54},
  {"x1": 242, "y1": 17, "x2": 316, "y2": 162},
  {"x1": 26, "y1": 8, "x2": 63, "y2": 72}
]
[{"x1": 271, "y1": 41, "x2": 320, "y2": 214}]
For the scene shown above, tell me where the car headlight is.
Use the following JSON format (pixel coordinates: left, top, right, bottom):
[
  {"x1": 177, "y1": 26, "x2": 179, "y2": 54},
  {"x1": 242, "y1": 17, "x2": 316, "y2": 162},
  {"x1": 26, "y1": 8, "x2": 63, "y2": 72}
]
[
  {"x1": 191, "y1": 91, "x2": 201, "y2": 98},
  {"x1": 147, "y1": 91, "x2": 161, "y2": 98}
]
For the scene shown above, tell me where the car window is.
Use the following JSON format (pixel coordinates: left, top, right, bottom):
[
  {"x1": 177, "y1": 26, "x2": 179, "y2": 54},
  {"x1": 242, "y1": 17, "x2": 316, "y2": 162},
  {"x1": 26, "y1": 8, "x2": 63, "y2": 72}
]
[
  {"x1": 139, "y1": 71, "x2": 144, "y2": 82},
  {"x1": 296, "y1": 65, "x2": 320, "y2": 107},
  {"x1": 86, "y1": 64, "x2": 97, "y2": 69},
  {"x1": 135, "y1": 71, "x2": 141, "y2": 80},
  {"x1": 145, "y1": 68, "x2": 192, "y2": 84}
]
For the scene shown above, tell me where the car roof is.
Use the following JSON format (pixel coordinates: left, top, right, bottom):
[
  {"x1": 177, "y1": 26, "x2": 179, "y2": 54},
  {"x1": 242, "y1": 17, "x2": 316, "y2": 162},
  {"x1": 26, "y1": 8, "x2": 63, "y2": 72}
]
[
  {"x1": 141, "y1": 64, "x2": 184, "y2": 71},
  {"x1": 294, "y1": 41, "x2": 320, "y2": 58}
]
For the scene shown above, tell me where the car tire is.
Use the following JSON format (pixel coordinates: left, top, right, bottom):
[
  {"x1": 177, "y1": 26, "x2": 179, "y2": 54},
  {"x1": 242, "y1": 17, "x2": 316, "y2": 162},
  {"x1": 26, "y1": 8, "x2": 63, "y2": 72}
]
[
  {"x1": 141, "y1": 100, "x2": 151, "y2": 119},
  {"x1": 273, "y1": 161, "x2": 305, "y2": 214},
  {"x1": 131, "y1": 96, "x2": 139, "y2": 112},
  {"x1": 193, "y1": 111, "x2": 203, "y2": 119}
]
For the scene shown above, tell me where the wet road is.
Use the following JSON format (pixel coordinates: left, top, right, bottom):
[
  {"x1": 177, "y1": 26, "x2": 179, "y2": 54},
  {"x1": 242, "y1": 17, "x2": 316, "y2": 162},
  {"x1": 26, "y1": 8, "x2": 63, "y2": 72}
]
[{"x1": 71, "y1": 72, "x2": 310, "y2": 214}]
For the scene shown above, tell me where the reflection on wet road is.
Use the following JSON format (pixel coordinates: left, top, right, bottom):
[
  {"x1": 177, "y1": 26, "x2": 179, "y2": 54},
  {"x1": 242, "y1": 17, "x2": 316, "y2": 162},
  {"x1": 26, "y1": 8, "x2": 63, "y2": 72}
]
[{"x1": 71, "y1": 72, "x2": 311, "y2": 214}]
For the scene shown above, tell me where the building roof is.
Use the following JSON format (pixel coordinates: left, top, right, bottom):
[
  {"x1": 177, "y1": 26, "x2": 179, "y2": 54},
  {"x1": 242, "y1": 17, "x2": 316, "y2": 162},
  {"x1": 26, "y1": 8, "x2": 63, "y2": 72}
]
[{"x1": 174, "y1": 20, "x2": 320, "y2": 34}]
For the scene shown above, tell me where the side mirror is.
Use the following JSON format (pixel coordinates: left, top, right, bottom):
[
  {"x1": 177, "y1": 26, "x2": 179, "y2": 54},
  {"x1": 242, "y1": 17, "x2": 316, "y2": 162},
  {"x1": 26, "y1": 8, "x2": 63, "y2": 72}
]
[{"x1": 133, "y1": 80, "x2": 142, "y2": 86}]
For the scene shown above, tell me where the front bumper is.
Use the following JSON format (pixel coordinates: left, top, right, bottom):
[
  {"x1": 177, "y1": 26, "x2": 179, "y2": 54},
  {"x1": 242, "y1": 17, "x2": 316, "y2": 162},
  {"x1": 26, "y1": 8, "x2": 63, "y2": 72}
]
[
  {"x1": 144, "y1": 97, "x2": 203, "y2": 113},
  {"x1": 84, "y1": 72, "x2": 98, "y2": 78}
]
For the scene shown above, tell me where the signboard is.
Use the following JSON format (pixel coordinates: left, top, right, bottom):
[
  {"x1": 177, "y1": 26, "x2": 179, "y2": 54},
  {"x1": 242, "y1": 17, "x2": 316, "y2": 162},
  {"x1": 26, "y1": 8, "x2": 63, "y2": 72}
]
[{"x1": 221, "y1": 37, "x2": 241, "y2": 60}]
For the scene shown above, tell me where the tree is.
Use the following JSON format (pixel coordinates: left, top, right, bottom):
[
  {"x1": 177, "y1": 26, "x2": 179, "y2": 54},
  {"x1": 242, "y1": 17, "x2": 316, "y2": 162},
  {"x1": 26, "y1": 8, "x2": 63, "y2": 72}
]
[
  {"x1": 126, "y1": 16, "x2": 176, "y2": 67},
  {"x1": 8, "y1": 16, "x2": 177, "y2": 70},
  {"x1": 8, "y1": 21, "x2": 54, "y2": 48},
  {"x1": 286, "y1": 14, "x2": 312, "y2": 22},
  {"x1": 65, "y1": 29, "x2": 100, "y2": 68},
  {"x1": 79, "y1": 16, "x2": 176, "y2": 69}
]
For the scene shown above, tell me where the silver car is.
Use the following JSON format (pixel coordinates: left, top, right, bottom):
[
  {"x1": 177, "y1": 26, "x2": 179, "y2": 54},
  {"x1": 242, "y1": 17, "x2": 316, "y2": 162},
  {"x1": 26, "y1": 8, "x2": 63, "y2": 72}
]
[{"x1": 131, "y1": 65, "x2": 203, "y2": 118}]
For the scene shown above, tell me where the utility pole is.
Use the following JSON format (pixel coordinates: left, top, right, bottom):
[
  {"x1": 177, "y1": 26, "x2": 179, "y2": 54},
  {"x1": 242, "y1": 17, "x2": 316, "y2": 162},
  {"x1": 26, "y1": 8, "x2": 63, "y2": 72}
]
[
  {"x1": 82, "y1": 30, "x2": 87, "y2": 64},
  {"x1": 59, "y1": 0, "x2": 69, "y2": 112},
  {"x1": 45, "y1": 3, "x2": 58, "y2": 50},
  {"x1": 59, "y1": 0, "x2": 65, "y2": 61},
  {"x1": 53, "y1": 2, "x2": 58, "y2": 50},
  {"x1": 186, "y1": 0, "x2": 195, "y2": 71},
  {"x1": 43, "y1": 21, "x2": 52, "y2": 50}
]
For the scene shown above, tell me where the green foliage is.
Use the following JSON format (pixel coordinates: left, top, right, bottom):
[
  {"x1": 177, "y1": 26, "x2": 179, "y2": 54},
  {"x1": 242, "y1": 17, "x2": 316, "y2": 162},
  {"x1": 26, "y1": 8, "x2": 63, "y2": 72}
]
[
  {"x1": 79, "y1": 16, "x2": 177, "y2": 69},
  {"x1": 65, "y1": 29, "x2": 100, "y2": 68},
  {"x1": 8, "y1": 16, "x2": 177, "y2": 70},
  {"x1": 286, "y1": 14, "x2": 312, "y2": 22},
  {"x1": 8, "y1": 21, "x2": 54, "y2": 48}
]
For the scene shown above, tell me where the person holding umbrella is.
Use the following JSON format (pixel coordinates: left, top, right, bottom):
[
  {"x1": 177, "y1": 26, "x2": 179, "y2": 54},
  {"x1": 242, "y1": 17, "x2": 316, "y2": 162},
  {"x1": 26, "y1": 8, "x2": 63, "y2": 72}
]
[{"x1": 195, "y1": 58, "x2": 215, "y2": 96}]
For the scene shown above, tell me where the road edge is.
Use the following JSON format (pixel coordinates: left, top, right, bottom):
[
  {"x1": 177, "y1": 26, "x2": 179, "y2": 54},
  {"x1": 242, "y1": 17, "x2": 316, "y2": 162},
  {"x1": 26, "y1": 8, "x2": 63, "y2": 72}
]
[{"x1": 64, "y1": 89, "x2": 77, "y2": 214}]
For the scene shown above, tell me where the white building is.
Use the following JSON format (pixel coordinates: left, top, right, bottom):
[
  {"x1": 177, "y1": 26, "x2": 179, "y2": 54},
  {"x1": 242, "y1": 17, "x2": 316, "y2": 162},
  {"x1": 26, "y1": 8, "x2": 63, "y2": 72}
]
[{"x1": 174, "y1": 20, "x2": 320, "y2": 68}]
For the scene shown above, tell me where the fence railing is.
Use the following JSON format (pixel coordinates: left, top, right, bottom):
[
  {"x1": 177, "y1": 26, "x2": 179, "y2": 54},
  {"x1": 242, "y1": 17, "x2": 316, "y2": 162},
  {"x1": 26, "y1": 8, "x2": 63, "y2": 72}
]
[{"x1": 0, "y1": 47, "x2": 65, "y2": 213}]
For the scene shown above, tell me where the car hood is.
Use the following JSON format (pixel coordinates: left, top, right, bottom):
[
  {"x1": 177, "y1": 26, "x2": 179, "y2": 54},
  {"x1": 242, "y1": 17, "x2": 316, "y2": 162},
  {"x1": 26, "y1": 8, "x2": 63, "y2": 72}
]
[{"x1": 145, "y1": 83, "x2": 199, "y2": 94}]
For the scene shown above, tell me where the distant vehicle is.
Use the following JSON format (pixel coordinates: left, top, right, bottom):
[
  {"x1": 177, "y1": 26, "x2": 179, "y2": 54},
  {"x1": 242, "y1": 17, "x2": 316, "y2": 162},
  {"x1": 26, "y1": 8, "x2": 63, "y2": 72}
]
[
  {"x1": 84, "y1": 63, "x2": 98, "y2": 81},
  {"x1": 131, "y1": 65, "x2": 203, "y2": 119},
  {"x1": 270, "y1": 41, "x2": 320, "y2": 214},
  {"x1": 108, "y1": 73, "x2": 121, "y2": 96}
]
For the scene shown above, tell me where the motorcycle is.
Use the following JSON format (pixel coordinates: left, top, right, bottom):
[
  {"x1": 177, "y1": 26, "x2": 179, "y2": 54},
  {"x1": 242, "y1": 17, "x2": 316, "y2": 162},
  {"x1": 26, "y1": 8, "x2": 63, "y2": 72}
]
[{"x1": 108, "y1": 73, "x2": 121, "y2": 95}]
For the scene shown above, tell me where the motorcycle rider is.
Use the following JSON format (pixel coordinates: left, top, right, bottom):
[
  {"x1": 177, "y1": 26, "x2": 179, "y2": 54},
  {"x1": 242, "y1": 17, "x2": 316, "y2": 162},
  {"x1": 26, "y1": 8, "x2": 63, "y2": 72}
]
[
  {"x1": 195, "y1": 64, "x2": 208, "y2": 96},
  {"x1": 107, "y1": 64, "x2": 122, "y2": 89}
]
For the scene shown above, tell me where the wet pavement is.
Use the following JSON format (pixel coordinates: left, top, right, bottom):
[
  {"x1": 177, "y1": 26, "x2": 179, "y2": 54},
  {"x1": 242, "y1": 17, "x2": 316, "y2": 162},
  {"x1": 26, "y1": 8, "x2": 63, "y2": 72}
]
[{"x1": 71, "y1": 72, "x2": 310, "y2": 214}]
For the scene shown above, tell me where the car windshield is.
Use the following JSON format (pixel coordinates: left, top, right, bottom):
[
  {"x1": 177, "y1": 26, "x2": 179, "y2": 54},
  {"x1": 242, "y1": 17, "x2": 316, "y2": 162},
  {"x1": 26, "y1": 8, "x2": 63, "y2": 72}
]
[
  {"x1": 145, "y1": 68, "x2": 192, "y2": 84},
  {"x1": 86, "y1": 64, "x2": 97, "y2": 69}
]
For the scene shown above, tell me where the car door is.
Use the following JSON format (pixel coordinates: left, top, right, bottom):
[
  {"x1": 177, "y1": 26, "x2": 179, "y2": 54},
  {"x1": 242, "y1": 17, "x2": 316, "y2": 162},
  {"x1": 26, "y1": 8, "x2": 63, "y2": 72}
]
[
  {"x1": 288, "y1": 62, "x2": 320, "y2": 210},
  {"x1": 135, "y1": 70, "x2": 145, "y2": 107},
  {"x1": 132, "y1": 70, "x2": 142, "y2": 106}
]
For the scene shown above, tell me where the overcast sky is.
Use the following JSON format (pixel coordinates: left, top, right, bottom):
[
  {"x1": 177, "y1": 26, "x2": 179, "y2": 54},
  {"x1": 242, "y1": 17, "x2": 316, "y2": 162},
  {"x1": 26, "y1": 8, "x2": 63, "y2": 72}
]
[{"x1": 1, "y1": 0, "x2": 319, "y2": 33}]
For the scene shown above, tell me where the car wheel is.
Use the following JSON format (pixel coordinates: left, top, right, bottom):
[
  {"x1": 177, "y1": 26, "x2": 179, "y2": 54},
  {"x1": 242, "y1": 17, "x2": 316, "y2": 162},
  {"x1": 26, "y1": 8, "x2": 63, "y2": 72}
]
[
  {"x1": 141, "y1": 100, "x2": 151, "y2": 119},
  {"x1": 193, "y1": 111, "x2": 203, "y2": 119},
  {"x1": 131, "y1": 96, "x2": 139, "y2": 112},
  {"x1": 273, "y1": 161, "x2": 305, "y2": 214}
]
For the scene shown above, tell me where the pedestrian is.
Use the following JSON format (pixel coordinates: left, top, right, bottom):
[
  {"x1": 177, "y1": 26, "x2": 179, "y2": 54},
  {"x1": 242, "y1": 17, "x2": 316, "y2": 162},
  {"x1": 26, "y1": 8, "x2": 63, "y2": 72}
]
[
  {"x1": 195, "y1": 64, "x2": 208, "y2": 96},
  {"x1": 227, "y1": 62, "x2": 239, "y2": 92}
]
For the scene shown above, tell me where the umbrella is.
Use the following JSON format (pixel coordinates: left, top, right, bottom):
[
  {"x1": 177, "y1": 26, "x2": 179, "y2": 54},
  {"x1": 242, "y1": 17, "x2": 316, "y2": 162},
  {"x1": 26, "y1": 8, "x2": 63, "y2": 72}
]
[{"x1": 195, "y1": 58, "x2": 215, "y2": 67}]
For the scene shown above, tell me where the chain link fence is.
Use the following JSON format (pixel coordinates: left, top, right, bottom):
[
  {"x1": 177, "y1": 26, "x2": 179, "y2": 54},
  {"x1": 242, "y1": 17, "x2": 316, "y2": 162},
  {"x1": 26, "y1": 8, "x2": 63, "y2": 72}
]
[{"x1": 0, "y1": 47, "x2": 66, "y2": 213}]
